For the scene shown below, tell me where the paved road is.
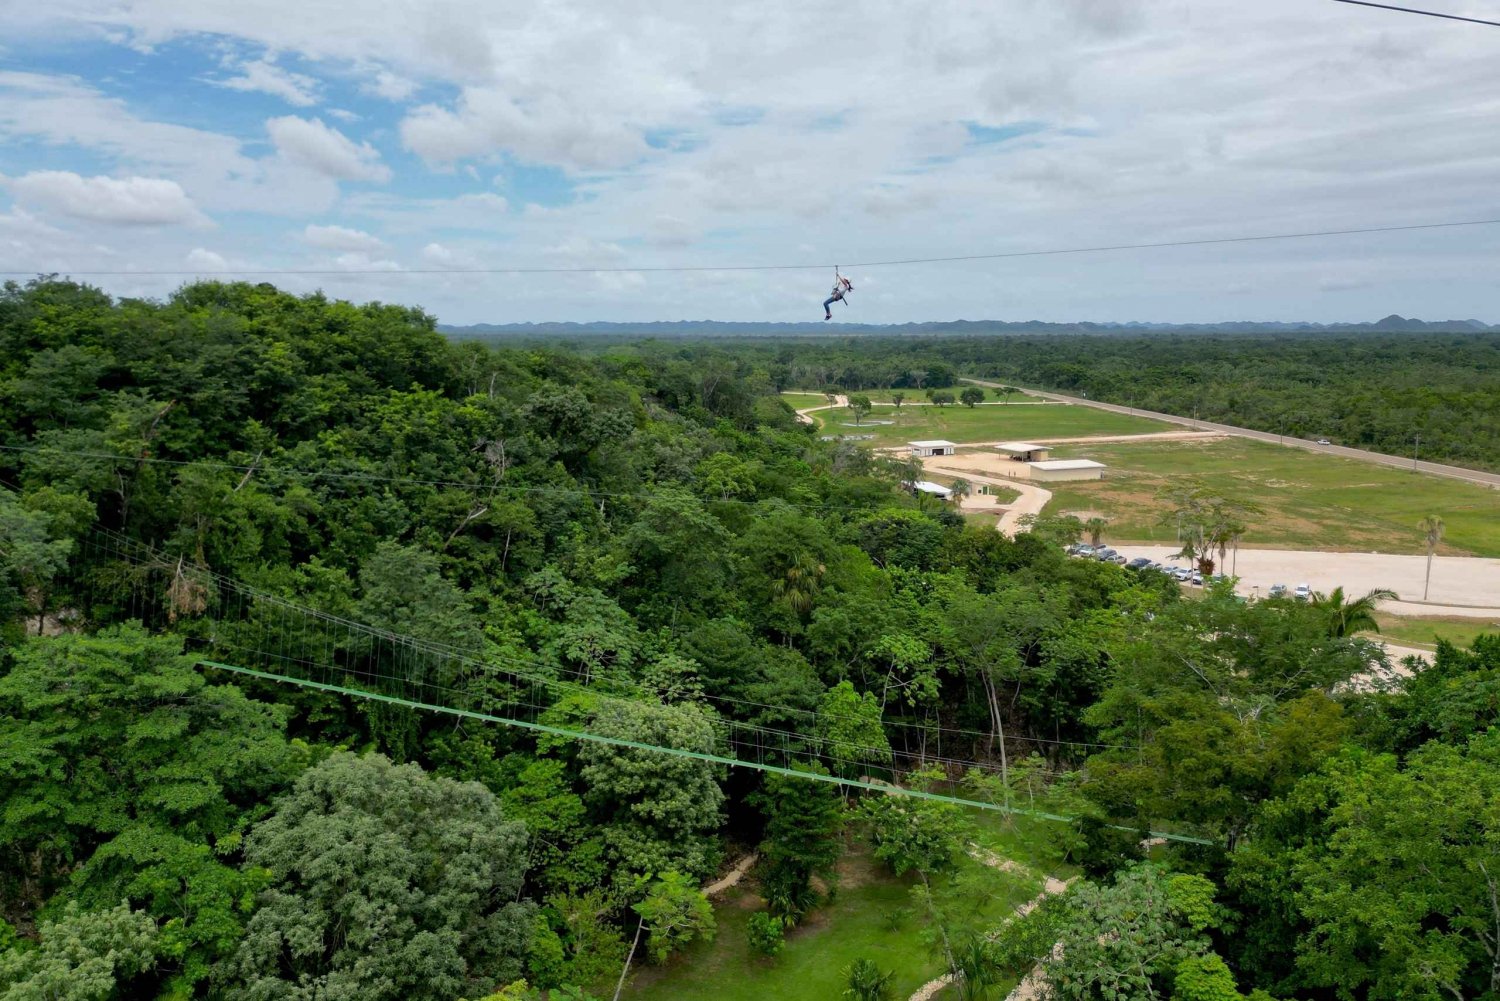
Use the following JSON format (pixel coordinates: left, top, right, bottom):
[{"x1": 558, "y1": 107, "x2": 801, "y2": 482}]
[{"x1": 962, "y1": 378, "x2": 1500, "y2": 490}]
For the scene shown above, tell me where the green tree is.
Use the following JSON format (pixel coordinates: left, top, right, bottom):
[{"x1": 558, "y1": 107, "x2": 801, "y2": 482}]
[
  {"x1": 959, "y1": 387, "x2": 985, "y2": 408},
  {"x1": 1308, "y1": 585, "x2": 1397, "y2": 638},
  {"x1": 931, "y1": 391, "x2": 956, "y2": 407},
  {"x1": 1230, "y1": 731, "x2": 1500, "y2": 1000},
  {"x1": 849, "y1": 394, "x2": 873, "y2": 425},
  {"x1": 1419, "y1": 514, "x2": 1444, "y2": 600},
  {"x1": 0, "y1": 901, "x2": 159, "y2": 1001},
  {"x1": 746, "y1": 911, "x2": 786, "y2": 957},
  {"x1": 1083, "y1": 516, "x2": 1108, "y2": 548},
  {"x1": 842, "y1": 958, "x2": 895, "y2": 1001},
  {"x1": 750, "y1": 763, "x2": 845, "y2": 922},
  {"x1": 814, "y1": 681, "x2": 893, "y2": 779},
  {"x1": 572, "y1": 697, "x2": 726, "y2": 881},
  {"x1": 948, "y1": 478, "x2": 972, "y2": 504},
  {"x1": 0, "y1": 489, "x2": 74, "y2": 634},
  {"x1": 223, "y1": 753, "x2": 534, "y2": 1001},
  {"x1": 0, "y1": 626, "x2": 292, "y2": 940},
  {"x1": 613, "y1": 871, "x2": 715, "y2": 996},
  {"x1": 1022, "y1": 867, "x2": 1226, "y2": 1001},
  {"x1": 890, "y1": 392, "x2": 906, "y2": 410}
]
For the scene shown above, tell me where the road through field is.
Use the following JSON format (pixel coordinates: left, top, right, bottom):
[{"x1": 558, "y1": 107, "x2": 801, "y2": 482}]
[{"x1": 962, "y1": 378, "x2": 1500, "y2": 490}]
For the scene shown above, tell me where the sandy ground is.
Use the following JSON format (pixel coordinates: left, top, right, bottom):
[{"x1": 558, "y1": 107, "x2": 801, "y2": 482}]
[{"x1": 1106, "y1": 544, "x2": 1500, "y2": 618}]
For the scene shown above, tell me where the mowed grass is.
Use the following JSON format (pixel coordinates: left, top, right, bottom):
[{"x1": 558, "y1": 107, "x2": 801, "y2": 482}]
[
  {"x1": 625, "y1": 821, "x2": 1065, "y2": 1001},
  {"x1": 1043, "y1": 437, "x2": 1500, "y2": 558},
  {"x1": 1371, "y1": 614, "x2": 1500, "y2": 650},
  {"x1": 816, "y1": 403, "x2": 1170, "y2": 444}
]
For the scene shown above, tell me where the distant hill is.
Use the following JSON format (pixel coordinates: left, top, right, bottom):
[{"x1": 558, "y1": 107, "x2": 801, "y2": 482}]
[{"x1": 439, "y1": 315, "x2": 1496, "y2": 339}]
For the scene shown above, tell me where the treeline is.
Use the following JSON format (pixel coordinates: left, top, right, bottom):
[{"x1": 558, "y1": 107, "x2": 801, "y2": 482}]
[
  {"x1": 651, "y1": 333, "x2": 1500, "y2": 471},
  {"x1": 0, "y1": 279, "x2": 1497, "y2": 1000}
]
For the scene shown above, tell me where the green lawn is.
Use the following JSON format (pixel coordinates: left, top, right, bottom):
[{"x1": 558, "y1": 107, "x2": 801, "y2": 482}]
[
  {"x1": 1042, "y1": 438, "x2": 1500, "y2": 557},
  {"x1": 625, "y1": 818, "x2": 1068, "y2": 1001},
  {"x1": 815, "y1": 403, "x2": 1170, "y2": 445},
  {"x1": 1371, "y1": 614, "x2": 1500, "y2": 650}
]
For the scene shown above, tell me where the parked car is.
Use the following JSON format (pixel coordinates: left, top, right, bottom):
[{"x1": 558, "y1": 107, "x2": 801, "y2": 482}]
[
  {"x1": 1190, "y1": 571, "x2": 1204, "y2": 586},
  {"x1": 1094, "y1": 547, "x2": 1118, "y2": 562},
  {"x1": 1315, "y1": 438, "x2": 1331, "y2": 445},
  {"x1": 1293, "y1": 583, "x2": 1312, "y2": 601},
  {"x1": 1268, "y1": 583, "x2": 1287, "y2": 598},
  {"x1": 1108, "y1": 554, "x2": 1127, "y2": 565},
  {"x1": 1172, "y1": 567, "x2": 1193, "y2": 581},
  {"x1": 1126, "y1": 557, "x2": 1152, "y2": 569},
  {"x1": 1066, "y1": 543, "x2": 1091, "y2": 556}
]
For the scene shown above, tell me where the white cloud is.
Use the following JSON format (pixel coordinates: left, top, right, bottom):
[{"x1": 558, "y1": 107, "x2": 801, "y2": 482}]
[
  {"x1": 7, "y1": 171, "x2": 208, "y2": 226},
  {"x1": 342, "y1": 190, "x2": 507, "y2": 233},
  {"x1": 185, "y1": 247, "x2": 229, "y2": 269},
  {"x1": 420, "y1": 242, "x2": 453, "y2": 263},
  {"x1": 367, "y1": 69, "x2": 416, "y2": 101},
  {"x1": 215, "y1": 58, "x2": 318, "y2": 107},
  {"x1": 302, "y1": 223, "x2": 386, "y2": 252},
  {"x1": 267, "y1": 116, "x2": 391, "y2": 183},
  {"x1": 5, "y1": 1, "x2": 1500, "y2": 322}
]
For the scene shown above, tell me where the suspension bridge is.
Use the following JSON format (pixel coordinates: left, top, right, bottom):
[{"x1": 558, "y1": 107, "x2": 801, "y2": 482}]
[{"x1": 76, "y1": 527, "x2": 1211, "y2": 844}]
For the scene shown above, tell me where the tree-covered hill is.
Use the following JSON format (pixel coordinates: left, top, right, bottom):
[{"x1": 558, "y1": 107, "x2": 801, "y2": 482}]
[{"x1": 1, "y1": 278, "x2": 1496, "y2": 1001}]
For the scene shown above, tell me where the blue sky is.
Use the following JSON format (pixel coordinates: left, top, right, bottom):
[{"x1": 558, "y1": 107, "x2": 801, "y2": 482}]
[{"x1": 3, "y1": 0, "x2": 1499, "y2": 324}]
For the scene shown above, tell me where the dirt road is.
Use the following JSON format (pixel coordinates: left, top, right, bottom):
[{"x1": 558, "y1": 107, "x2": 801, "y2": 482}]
[
  {"x1": 923, "y1": 456, "x2": 1052, "y2": 536},
  {"x1": 793, "y1": 394, "x2": 847, "y2": 425},
  {"x1": 962, "y1": 378, "x2": 1500, "y2": 491}
]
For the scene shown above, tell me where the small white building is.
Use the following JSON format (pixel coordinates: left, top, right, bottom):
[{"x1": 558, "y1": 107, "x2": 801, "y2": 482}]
[
  {"x1": 908, "y1": 439, "x2": 957, "y2": 458},
  {"x1": 1026, "y1": 459, "x2": 1106, "y2": 483},
  {"x1": 995, "y1": 441, "x2": 1051, "y2": 462},
  {"x1": 908, "y1": 480, "x2": 954, "y2": 500}
]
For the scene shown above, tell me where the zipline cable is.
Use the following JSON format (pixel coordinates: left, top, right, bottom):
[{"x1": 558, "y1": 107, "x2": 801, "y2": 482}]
[
  {"x1": 1328, "y1": 0, "x2": 1500, "y2": 27},
  {"x1": 5, "y1": 217, "x2": 1500, "y2": 277},
  {"x1": 89, "y1": 526, "x2": 1140, "y2": 754}
]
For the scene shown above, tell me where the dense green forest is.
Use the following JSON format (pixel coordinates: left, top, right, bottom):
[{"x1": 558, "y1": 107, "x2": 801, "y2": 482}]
[
  {"x1": 2, "y1": 278, "x2": 1498, "y2": 1001},
  {"x1": 677, "y1": 333, "x2": 1500, "y2": 471}
]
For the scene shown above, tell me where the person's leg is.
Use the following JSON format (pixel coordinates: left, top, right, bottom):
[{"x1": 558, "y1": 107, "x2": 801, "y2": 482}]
[{"x1": 822, "y1": 295, "x2": 836, "y2": 319}]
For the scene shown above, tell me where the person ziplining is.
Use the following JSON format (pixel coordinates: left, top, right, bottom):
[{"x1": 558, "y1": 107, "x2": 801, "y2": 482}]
[{"x1": 822, "y1": 269, "x2": 853, "y2": 320}]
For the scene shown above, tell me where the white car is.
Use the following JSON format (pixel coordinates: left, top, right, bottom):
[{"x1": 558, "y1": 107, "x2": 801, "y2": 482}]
[
  {"x1": 1293, "y1": 583, "x2": 1312, "y2": 601},
  {"x1": 1315, "y1": 438, "x2": 1331, "y2": 446}
]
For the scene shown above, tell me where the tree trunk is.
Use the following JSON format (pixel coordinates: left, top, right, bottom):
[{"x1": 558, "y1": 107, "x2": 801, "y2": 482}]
[
  {"x1": 1425, "y1": 546, "x2": 1434, "y2": 601},
  {"x1": 613, "y1": 915, "x2": 646, "y2": 1001}
]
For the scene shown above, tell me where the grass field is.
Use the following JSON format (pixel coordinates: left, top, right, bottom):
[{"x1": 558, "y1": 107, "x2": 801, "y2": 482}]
[
  {"x1": 813, "y1": 403, "x2": 1170, "y2": 445},
  {"x1": 1042, "y1": 438, "x2": 1500, "y2": 558},
  {"x1": 626, "y1": 815, "x2": 1070, "y2": 1001},
  {"x1": 1371, "y1": 614, "x2": 1500, "y2": 650}
]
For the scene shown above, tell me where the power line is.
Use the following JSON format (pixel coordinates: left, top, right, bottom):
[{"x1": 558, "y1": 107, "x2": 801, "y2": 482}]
[
  {"x1": 1329, "y1": 0, "x2": 1500, "y2": 27},
  {"x1": 5, "y1": 217, "x2": 1500, "y2": 277}
]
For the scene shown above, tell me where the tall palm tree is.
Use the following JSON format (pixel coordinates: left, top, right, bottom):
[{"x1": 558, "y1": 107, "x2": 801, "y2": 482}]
[
  {"x1": 949, "y1": 478, "x2": 972, "y2": 504},
  {"x1": 1083, "y1": 516, "x2": 1108, "y2": 548},
  {"x1": 770, "y1": 551, "x2": 826, "y2": 619},
  {"x1": 1418, "y1": 515, "x2": 1444, "y2": 601},
  {"x1": 1310, "y1": 586, "x2": 1398, "y2": 638}
]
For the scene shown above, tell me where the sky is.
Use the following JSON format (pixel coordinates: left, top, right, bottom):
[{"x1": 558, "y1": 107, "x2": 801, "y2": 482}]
[{"x1": 2, "y1": 0, "x2": 1499, "y2": 325}]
